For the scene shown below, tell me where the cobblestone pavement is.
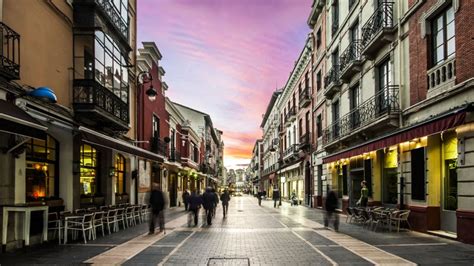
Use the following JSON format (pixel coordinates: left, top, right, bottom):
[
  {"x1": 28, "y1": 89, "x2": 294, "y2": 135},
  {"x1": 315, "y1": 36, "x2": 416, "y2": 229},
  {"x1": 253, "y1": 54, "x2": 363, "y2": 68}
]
[{"x1": 1, "y1": 196, "x2": 474, "y2": 265}]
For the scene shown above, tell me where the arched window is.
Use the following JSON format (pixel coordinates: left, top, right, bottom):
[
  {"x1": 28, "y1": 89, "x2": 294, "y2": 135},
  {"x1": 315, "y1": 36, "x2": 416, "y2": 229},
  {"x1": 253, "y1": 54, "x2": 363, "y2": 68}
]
[
  {"x1": 115, "y1": 154, "x2": 126, "y2": 194},
  {"x1": 80, "y1": 144, "x2": 98, "y2": 195},
  {"x1": 25, "y1": 135, "x2": 58, "y2": 201}
]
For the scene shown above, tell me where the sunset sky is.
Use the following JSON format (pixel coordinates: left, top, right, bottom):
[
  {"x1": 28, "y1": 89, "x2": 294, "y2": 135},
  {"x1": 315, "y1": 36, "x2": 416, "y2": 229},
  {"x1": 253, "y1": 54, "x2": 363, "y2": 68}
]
[{"x1": 137, "y1": 0, "x2": 310, "y2": 168}]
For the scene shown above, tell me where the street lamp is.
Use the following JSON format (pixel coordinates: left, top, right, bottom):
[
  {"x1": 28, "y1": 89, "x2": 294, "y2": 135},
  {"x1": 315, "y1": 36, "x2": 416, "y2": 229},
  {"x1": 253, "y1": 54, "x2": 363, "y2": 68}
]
[
  {"x1": 10, "y1": 86, "x2": 58, "y2": 103},
  {"x1": 269, "y1": 144, "x2": 282, "y2": 206},
  {"x1": 137, "y1": 71, "x2": 157, "y2": 101}
]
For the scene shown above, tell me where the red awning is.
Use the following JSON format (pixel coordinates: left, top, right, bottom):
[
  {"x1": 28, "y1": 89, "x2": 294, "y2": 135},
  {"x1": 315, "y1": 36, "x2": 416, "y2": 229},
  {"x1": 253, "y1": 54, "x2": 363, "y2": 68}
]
[
  {"x1": 323, "y1": 110, "x2": 467, "y2": 163},
  {"x1": 269, "y1": 173, "x2": 275, "y2": 180}
]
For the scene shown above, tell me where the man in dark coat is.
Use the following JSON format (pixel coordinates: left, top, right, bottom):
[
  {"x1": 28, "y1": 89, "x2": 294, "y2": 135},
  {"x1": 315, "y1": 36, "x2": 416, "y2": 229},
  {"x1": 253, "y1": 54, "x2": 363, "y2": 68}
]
[
  {"x1": 149, "y1": 183, "x2": 165, "y2": 234},
  {"x1": 272, "y1": 186, "x2": 280, "y2": 208},
  {"x1": 324, "y1": 186, "x2": 339, "y2": 232},
  {"x1": 182, "y1": 190, "x2": 190, "y2": 211},
  {"x1": 212, "y1": 188, "x2": 219, "y2": 217},
  {"x1": 188, "y1": 190, "x2": 203, "y2": 226},
  {"x1": 220, "y1": 189, "x2": 230, "y2": 217},
  {"x1": 202, "y1": 187, "x2": 216, "y2": 225}
]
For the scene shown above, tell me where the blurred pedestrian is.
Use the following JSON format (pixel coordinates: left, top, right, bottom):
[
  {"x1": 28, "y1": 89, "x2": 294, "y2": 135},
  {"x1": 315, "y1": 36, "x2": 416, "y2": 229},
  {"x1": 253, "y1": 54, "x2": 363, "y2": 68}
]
[
  {"x1": 188, "y1": 190, "x2": 203, "y2": 226},
  {"x1": 182, "y1": 190, "x2": 190, "y2": 211},
  {"x1": 324, "y1": 186, "x2": 339, "y2": 232},
  {"x1": 202, "y1": 187, "x2": 216, "y2": 225},
  {"x1": 272, "y1": 185, "x2": 280, "y2": 208},
  {"x1": 211, "y1": 188, "x2": 219, "y2": 217},
  {"x1": 257, "y1": 189, "x2": 263, "y2": 206},
  {"x1": 220, "y1": 189, "x2": 230, "y2": 218},
  {"x1": 149, "y1": 183, "x2": 165, "y2": 234}
]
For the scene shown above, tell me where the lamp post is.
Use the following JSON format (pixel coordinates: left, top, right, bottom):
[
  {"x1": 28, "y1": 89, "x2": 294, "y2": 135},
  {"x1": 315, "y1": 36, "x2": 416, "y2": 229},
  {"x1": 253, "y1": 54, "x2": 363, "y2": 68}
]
[{"x1": 137, "y1": 71, "x2": 158, "y2": 101}]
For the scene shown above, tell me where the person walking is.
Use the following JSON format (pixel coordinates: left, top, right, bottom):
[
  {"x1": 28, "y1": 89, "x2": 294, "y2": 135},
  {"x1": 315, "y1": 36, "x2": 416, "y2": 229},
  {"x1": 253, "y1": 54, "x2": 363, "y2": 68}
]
[
  {"x1": 257, "y1": 190, "x2": 263, "y2": 206},
  {"x1": 202, "y1": 187, "x2": 216, "y2": 225},
  {"x1": 272, "y1": 185, "x2": 280, "y2": 208},
  {"x1": 359, "y1": 181, "x2": 369, "y2": 207},
  {"x1": 291, "y1": 190, "x2": 297, "y2": 206},
  {"x1": 211, "y1": 188, "x2": 219, "y2": 217},
  {"x1": 220, "y1": 189, "x2": 230, "y2": 218},
  {"x1": 182, "y1": 190, "x2": 190, "y2": 211},
  {"x1": 188, "y1": 190, "x2": 203, "y2": 226},
  {"x1": 149, "y1": 183, "x2": 165, "y2": 235},
  {"x1": 324, "y1": 186, "x2": 339, "y2": 232}
]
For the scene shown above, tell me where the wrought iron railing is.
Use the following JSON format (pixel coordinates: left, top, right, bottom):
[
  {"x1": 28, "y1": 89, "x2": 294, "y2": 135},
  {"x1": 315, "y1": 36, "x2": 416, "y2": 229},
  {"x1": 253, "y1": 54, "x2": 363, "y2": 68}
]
[
  {"x1": 150, "y1": 136, "x2": 167, "y2": 156},
  {"x1": 95, "y1": 0, "x2": 129, "y2": 41},
  {"x1": 340, "y1": 40, "x2": 362, "y2": 73},
  {"x1": 0, "y1": 22, "x2": 20, "y2": 80},
  {"x1": 361, "y1": 1, "x2": 394, "y2": 48},
  {"x1": 73, "y1": 79, "x2": 129, "y2": 124},
  {"x1": 169, "y1": 148, "x2": 181, "y2": 163},
  {"x1": 299, "y1": 88, "x2": 311, "y2": 107},
  {"x1": 283, "y1": 144, "x2": 299, "y2": 158},
  {"x1": 285, "y1": 106, "x2": 296, "y2": 124},
  {"x1": 323, "y1": 85, "x2": 400, "y2": 145},
  {"x1": 324, "y1": 65, "x2": 341, "y2": 89}
]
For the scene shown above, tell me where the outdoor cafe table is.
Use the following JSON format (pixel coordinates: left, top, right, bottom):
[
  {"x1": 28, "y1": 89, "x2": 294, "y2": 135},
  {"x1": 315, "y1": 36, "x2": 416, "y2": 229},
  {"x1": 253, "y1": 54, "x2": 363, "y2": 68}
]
[{"x1": 2, "y1": 205, "x2": 48, "y2": 249}]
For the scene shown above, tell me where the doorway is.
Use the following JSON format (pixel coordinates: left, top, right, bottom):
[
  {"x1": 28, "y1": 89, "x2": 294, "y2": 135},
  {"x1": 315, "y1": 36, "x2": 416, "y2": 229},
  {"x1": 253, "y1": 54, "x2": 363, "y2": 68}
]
[
  {"x1": 441, "y1": 132, "x2": 457, "y2": 233},
  {"x1": 350, "y1": 169, "x2": 364, "y2": 206}
]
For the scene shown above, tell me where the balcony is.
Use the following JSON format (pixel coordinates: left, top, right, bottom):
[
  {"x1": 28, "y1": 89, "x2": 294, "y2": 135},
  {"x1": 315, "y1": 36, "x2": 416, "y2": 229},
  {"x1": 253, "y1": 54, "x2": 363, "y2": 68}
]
[
  {"x1": 299, "y1": 133, "x2": 310, "y2": 149},
  {"x1": 283, "y1": 144, "x2": 299, "y2": 160},
  {"x1": 73, "y1": 79, "x2": 129, "y2": 131},
  {"x1": 324, "y1": 66, "x2": 342, "y2": 98},
  {"x1": 427, "y1": 57, "x2": 456, "y2": 98},
  {"x1": 150, "y1": 136, "x2": 167, "y2": 156},
  {"x1": 323, "y1": 85, "x2": 400, "y2": 147},
  {"x1": 340, "y1": 40, "x2": 363, "y2": 82},
  {"x1": 299, "y1": 88, "x2": 311, "y2": 108},
  {"x1": 0, "y1": 22, "x2": 20, "y2": 80},
  {"x1": 169, "y1": 148, "x2": 181, "y2": 163},
  {"x1": 361, "y1": 1, "x2": 396, "y2": 59},
  {"x1": 73, "y1": 0, "x2": 130, "y2": 50},
  {"x1": 285, "y1": 106, "x2": 297, "y2": 126}
]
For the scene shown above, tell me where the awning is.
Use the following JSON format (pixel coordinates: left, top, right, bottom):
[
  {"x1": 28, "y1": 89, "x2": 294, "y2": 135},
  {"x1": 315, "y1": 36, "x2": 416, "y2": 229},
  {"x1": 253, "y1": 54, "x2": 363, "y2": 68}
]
[
  {"x1": 279, "y1": 162, "x2": 301, "y2": 173},
  {"x1": 323, "y1": 109, "x2": 467, "y2": 163},
  {"x1": 207, "y1": 176, "x2": 220, "y2": 183},
  {"x1": 79, "y1": 126, "x2": 164, "y2": 163},
  {"x1": 0, "y1": 99, "x2": 47, "y2": 139}
]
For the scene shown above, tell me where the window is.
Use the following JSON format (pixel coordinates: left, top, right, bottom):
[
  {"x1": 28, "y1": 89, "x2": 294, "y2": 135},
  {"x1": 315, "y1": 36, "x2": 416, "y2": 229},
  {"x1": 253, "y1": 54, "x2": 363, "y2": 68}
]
[
  {"x1": 349, "y1": 85, "x2": 360, "y2": 128},
  {"x1": 316, "y1": 71, "x2": 322, "y2": 91},
  {"x1": 299, "y1": 118, "x2": 303, "y2": 138},
  {"x1": 316, "y1": 114, "x2": 322, "y2": 138},
  {"x1": 342, "y1": 165, "x2": 348, "y2": 195},
  {"x1": 152, "y1": 115, "x2": 160, "y2": 138},
  {"x1": 431, "y1": 6, "x2": 455, "y2": 66},
  {"x1": 305, "y1": 72, "x2": 310, "y2": 91},
  {"x1": 80, "y1": 144, "x2": 99, "y2": 195},
  {"x1": 25, "y1": 135, "x2": 58, "y2": 200},
  {"x1": 377, "y1": 58, "x2": 392, "y2": 113},
  {"x1": 93, "y1": 31, "x2": 129, "y2": 103},
  {"x1": 316, "y1": 28, "x2": 322, "y2": 49},
  {"x1": 332, "y1": 48, "x2": 339, "y2": 67},
  {"x1": 332, "y1": 0, "x2": 339, "y2": 36},
  {"x1": 332, "y1": 100, "x2": 340, "y2": 138},
  {"x1": 305, "y1": 111, "x2": 310, "y2": 135},
  {"x1": 411, "y1": 147, "x2": 426, "y2": 200},
  {"x1": 350, "y1": 21, "x2": 359, "y2": 42},
  {"x1": 115, "y1": 154, "x2": 126, "y2": 194}
]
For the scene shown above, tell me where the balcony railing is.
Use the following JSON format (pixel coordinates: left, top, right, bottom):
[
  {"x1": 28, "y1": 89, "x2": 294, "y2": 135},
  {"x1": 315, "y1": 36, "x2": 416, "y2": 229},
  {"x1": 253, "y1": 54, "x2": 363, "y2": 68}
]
[
  {"x1": 150, "y1": 137, "x2": 167, "y2": 156},
  {"x1": 95, "y1": 0, "x2": 129, "y2": 41},
  {"x1": 339, "y1": 40, "x2": 362, "y2": 80},
  {"x1": 361, "y1": 1, "x2": 395, "y2": 56},
  {"x1": 285, "y1": 106, "x2": 297, "y2": 125},
  {"x1": 427, "y1": 57, "x2": 456, "y2": 91},
  {"x1": 299, "y1": 88, "x2": 311, "y2": 108},
  {"x1": 0, "y1": 22, "x2": 20, "y2": 80},
  {"x1": 323, "y1": 85, "x2": 400, "y2": 145},
  {"x1": 283, "y1": 144, "x2": 299, "y2": 158},
  {"x1": 73, "y1": 79, "x2": 129, "y2": 129},
  {"x1": 299, "y1": 133, "x2": 310, "y2": 145},
  {"x1": 324, "y1": 65, "x2": 341, "y2": 97},
  {"x1": 169, "y1": 148, "x2": 181, "y2": 163}
]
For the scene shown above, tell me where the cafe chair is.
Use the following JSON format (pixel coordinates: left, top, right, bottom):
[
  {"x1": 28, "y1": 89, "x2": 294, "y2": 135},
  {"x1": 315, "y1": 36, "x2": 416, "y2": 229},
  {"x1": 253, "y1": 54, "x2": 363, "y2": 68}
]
[
  {"x1": 92, "y1": 211, "x2": 105, "y2": 239},
  {"x1": 390, "y1": 210, "x2": 411, "y2": 232},
  {"x1": 104, "y1": 209, "x2": 117, "y2": 234},
  {"x1": 115, "y1": 208, "x2": 126, "y2": 230},
  {"x1": 64, "y1": 213, "x2": 94, "y2": 244},
  {"x1": 125, "y1": 207, "x2": 135, "y2": 227},
  {"x1": 48, "y1": 212, "x2": 62, "y2": 244},
  {"x1": 133, "y1": 205, "x2": 142, "y2": 224}
]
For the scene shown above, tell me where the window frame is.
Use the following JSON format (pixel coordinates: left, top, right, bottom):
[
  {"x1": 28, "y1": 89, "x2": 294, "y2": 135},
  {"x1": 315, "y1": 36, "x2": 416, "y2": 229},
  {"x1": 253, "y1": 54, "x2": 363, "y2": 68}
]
[{"x1": 430, "y1": 5, "x2": 455, "y2": 67}]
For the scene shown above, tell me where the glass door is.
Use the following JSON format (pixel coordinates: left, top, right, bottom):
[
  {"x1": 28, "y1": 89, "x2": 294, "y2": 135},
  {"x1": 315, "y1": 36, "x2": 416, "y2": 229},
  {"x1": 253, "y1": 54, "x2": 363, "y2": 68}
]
[{"x1": 441, "y1": 132, "x2": 457, "y2": 233}]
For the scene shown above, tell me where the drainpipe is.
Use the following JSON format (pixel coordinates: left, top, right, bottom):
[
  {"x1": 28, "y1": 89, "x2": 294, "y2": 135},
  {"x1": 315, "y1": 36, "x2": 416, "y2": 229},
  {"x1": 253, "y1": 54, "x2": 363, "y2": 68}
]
[{"x1": 396, "y1": 0, "x2": 405, "y2": 210}]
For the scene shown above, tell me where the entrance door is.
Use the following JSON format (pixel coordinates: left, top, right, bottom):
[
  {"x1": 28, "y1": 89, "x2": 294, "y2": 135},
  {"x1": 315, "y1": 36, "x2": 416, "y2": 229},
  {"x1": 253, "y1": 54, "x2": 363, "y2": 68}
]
[
  {"x1": 169, "y1": 173, "x2": 177, "y2": 207},
  {"x1": 350, "y1": 170, "x2": 364, "y2": 206},
  {"x1": 441, "y1": 133, "x2": 457, "y2": 233}
]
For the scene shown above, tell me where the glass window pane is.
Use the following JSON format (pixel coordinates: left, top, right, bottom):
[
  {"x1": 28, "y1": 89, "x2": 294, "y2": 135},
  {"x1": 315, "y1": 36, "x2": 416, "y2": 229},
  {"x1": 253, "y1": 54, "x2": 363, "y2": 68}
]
[
  {"x1": 446, "y1": 7, "x2": 454, "y2": 24},
  {"x1": 436, "y1": 30, "x2": 443, "y2": 47},
  {"x1": 436, "y1": 47, "x2": 444, "y2": 64},
  {"x1": 447, "y1": 21, "x2": 455, "y2": 39},
  {"x1": 105, "y1": 52, "x2": 113, "y2": 89},
  {"x1": 105, "y1": 35, "x2": 113, "y2": 53},
  {"x1": 95, "y1": 31, "x2": 104, "y2": 44},
  {"x1": 113, "y1": 59, "x2": 122, "y2": 95},
  {"x1": 95, "y1": 40, "x2": 104, "y2": 65},
  {"x1": 436, "y1": 16, "x2": 443, "y2": 31},
  {"x1": 447, "y1": 38, "x2": 455, "y2": 57},
  {"x1": 121, "y1": 3, "x2": 128, "y2": 22},
  {"x1": 95, "y1": 60, "x2": 105, "y2": 85}
]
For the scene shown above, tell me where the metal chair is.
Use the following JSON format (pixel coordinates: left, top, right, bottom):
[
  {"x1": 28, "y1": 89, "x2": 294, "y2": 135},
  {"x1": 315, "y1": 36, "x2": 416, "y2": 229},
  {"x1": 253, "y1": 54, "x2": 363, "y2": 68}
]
[
  {"x1": 390, "y1": 210, "x2": 411, "y2": 232},
  {"x1": 75, "y1": 208, "x2": 86, "y2": 214},
  {"x1": 125, "y1": 207, "x2": 135, "y2": 227},
  {"x1": 92, "y1": 211, "x2": 105, "y2": 239},
  {"x1": 133, "y1": 205, "x2": 142, "y2": 224},
  {"x1": 104, "y1": 209, "x2": 117, "y2": 234},
  {"x1": 48, "y1": 212, "x2": 62, "y2": 244},
  {"x1": 64, "y1": 213, "x2": 94, "y2": 244},
  {"x1": 115, "y1": 208, "x2": 126, "y2": 230}
]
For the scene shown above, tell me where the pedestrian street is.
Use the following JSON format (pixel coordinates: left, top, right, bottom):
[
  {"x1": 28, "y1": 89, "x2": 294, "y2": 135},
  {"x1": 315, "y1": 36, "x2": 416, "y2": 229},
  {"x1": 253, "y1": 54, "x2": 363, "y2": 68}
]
[{"x1": 1, "y1": 196, "x2": 474, "y2": 265}]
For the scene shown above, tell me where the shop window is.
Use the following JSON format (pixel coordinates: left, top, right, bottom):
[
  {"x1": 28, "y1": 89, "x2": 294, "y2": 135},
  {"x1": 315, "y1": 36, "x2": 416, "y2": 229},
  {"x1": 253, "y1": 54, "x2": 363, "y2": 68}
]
[
  {"x1": 411, "y1": 147, "x2": 426, "y2": 200},
  {"x1": 383, "y1": 147, "x2": 398, "y2": 204},
  {"x1": 115, "y1": 154, "x2": 126, "y2": 194},
  {"x1": 80, "y1": 144, "x2": 99, "y2": 195},
  {"x1": 316, "y1": 114, "x2": 322, "y2": 138},
  {"x1": 25, "y1": 135, "x2": 58, "y2": 201}
]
